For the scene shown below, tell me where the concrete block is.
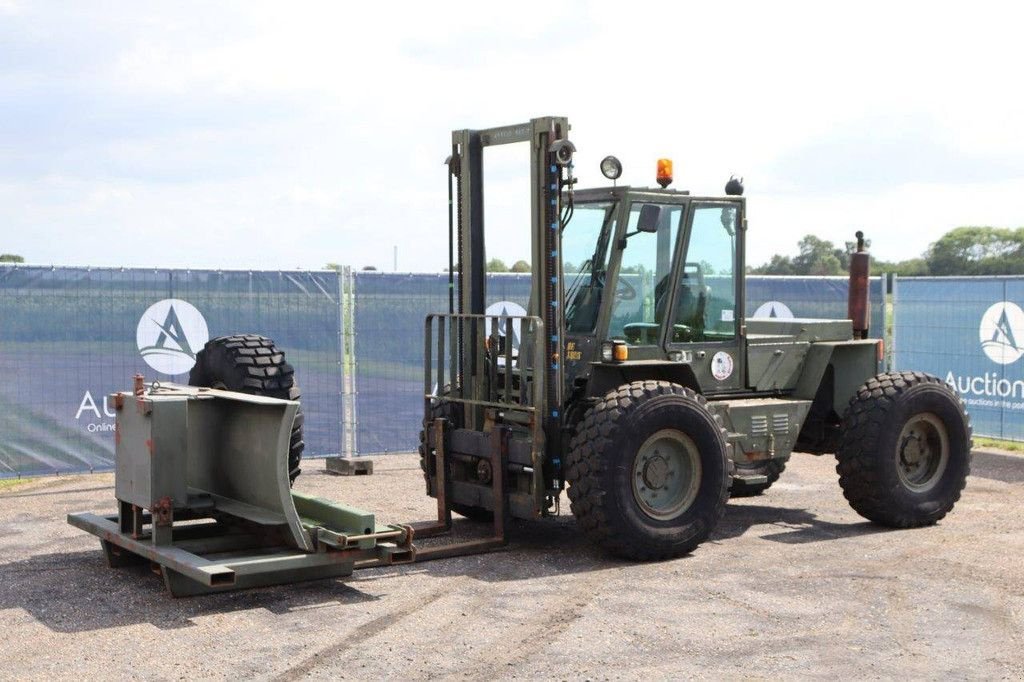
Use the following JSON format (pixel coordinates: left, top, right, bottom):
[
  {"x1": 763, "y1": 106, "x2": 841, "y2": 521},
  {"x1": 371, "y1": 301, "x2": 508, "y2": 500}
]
[{"x1": 325, "y1": 456, "x2": 374, "y2": 476}]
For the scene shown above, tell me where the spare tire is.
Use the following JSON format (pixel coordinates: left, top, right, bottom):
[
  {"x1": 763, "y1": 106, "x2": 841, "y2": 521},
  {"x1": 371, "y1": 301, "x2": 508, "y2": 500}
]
[{"x1": 189, "y1": 334, "x2": 305, "y2": 482}]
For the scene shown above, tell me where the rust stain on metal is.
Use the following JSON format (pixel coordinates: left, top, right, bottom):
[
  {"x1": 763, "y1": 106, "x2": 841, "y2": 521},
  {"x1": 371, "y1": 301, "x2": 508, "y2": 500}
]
[
  {"x1": 153, "y1": 496, "x2": 173, "y2": 527},
  {"x1": 133, "y1": 375, "x2": 152, "y2": 415}
]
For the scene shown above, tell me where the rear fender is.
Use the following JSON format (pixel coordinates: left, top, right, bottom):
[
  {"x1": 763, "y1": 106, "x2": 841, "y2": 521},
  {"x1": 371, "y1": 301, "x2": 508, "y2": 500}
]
[{"x1": 794, "y1": 340, "x2": 880, "y2": 416}]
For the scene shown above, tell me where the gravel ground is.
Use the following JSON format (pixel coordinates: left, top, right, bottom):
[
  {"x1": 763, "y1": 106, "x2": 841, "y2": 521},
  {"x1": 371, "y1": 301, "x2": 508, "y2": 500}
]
[{"x1": 1, "y1": 449, "x2": 1022, "y2": 680}]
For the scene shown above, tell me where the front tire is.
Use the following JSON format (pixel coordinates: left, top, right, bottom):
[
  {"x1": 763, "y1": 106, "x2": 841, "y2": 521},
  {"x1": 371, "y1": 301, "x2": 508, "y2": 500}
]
[
  {"x1": 836, "y1": 371, "x2": 971, "y2": 527},
  {"x1": 566, "y1": 381, "x2": 729, "y2": 561}
]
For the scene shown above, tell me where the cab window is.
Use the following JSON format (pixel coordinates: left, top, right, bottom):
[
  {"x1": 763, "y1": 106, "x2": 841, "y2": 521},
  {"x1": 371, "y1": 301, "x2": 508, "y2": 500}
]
[
  {"x1": 608, "y1": 203, "x2": 683, "y2": 345},
  {"x1": 670, "y1": 203, "x2": 738, "y2": 342},
  {"x1": 564, "y1": 202, "x2": 616, "y2": 333}
]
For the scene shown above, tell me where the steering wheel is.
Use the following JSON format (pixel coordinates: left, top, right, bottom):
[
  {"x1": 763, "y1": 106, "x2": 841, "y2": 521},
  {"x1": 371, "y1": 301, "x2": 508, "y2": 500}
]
[
  {"x1": 683, "y1": 261, "x2": 706, "y2": 284},
  {"x1": 616, "y1": 276, "x2": 637, "y2": 301}
]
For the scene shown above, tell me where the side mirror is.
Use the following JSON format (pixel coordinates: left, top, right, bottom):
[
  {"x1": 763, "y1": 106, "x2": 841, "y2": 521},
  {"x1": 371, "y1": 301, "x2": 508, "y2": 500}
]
[
  {"x1": 720, "y1": 206, "x2": 737, "y2": 237},
  {"x1": 637, "y1": 204, "x2": 662, "y2": 233}
]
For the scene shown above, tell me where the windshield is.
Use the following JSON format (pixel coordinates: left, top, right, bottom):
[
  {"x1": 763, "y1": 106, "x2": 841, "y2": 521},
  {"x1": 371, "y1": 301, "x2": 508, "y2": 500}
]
[{"x1": 563, "y1": 201, "x2": 616, "y2": 333}]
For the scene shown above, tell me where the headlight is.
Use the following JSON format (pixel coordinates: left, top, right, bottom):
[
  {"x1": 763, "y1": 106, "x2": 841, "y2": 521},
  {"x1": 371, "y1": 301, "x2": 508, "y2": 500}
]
[
  {"x1": 601, "y1": 340, "x2": 628, "y2": 363},
  {"x1": 600, "y1": 155, "x2": 622, "y2": 181}
]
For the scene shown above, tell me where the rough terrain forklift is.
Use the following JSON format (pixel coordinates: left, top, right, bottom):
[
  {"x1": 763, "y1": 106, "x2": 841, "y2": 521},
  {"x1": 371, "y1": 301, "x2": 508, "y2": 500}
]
[
  {"x1": 418, "y1": 116, "x2": 972, "y2": 560},
  {"x1": 67, "y1": 115, "x2": 973, "y2": 596}
]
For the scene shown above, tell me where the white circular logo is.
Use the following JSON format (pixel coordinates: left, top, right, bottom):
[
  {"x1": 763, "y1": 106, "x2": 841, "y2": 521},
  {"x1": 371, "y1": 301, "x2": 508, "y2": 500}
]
[
  {"x1": 980, "y1": 301, "x2": 1024, "y2": 365},
  {"x1": 711, "y1": 351, "x2": 734, "y2": 381},
  {"x1": 753, "y1": 301, "x2": 794, "y2": 319},
  {"x1": 136, "y1": 299, "x2": 209, "y2": 375},
  {"x1": 485, "y1": 301, "x2": 527, "y2": 349}
]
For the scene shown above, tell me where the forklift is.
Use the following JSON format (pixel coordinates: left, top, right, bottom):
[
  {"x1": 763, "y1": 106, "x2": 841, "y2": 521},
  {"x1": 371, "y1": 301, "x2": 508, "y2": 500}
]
[
  {"x1": 420, "y1": 116, "x2": 972, "y2": 560},
  {"x1": 67, "y1": 116, "x2": 973, "y2": 596}
]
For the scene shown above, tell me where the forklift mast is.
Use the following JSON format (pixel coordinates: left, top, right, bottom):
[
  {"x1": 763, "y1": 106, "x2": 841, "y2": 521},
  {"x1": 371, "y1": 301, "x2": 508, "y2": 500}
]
[{"x1": 448, "y1": 117, "x2": 574, "y2": 440}]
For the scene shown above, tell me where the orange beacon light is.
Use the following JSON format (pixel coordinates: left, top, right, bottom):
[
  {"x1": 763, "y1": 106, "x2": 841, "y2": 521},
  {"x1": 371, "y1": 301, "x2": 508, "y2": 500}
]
[{"x1": 656, "y1": 158, "x2": 673, "y2": 188}]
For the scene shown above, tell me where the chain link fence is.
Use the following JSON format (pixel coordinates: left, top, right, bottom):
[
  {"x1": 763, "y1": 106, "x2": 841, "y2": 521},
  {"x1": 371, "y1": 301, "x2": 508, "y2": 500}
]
[
  {"x1": 17, "y1": 264, "x2": 996, "y2": 478},
  {"x1": 0, "y1": 265, "x2": 345, "y2": 477},
  {"x1": 349, "y1": 272, "x2": 532, "y2": 454},
  {"x1": 347, "y1": 273, "x2": 887, "y2": 455},
  {"x1": 892, "y1": 275, "x2": 1024, "y2": 441}
]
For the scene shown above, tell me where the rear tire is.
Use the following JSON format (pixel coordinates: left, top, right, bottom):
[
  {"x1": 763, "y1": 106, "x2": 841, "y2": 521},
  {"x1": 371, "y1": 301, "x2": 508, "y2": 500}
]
[
  {"x1": 836, "y1": 371, "x2": 971, "y2": 527},
  {"x1": 189, "y1": 334, "x2": 305, "y2": 482},
  {"x1": 566, "y1": 381, "x2": 729, "y2": 560}
]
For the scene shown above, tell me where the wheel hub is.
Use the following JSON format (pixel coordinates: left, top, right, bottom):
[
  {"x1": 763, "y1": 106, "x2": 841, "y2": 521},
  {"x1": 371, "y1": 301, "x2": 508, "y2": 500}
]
[
  {"x1": 631, "y1": 430, "x2": 702, "y2": 521},
  {"x1": 900, "y1": 432, "x2": 926, "y2": 466},
  {"x1": 895, "y1": 412, "x2": 950, "y2": 493},
  {"x1": 642, "y1": 455, "x2": 671, "y2": 490}
]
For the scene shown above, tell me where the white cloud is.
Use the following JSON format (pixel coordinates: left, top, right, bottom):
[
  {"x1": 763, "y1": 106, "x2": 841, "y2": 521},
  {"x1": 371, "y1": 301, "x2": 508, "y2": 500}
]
[{"x1": 1, "y1": 1, "x2": 1023, "y2": 271}]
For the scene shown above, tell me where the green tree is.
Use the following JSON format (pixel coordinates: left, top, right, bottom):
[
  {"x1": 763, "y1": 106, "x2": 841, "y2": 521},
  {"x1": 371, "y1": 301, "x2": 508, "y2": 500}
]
[
  {"x1": 752, "y1": 237, "x2": 843, "y2": 275},
  {"x1": 698, "y1": 260, "x2": 718, "y2": 276},
  {"x1": 510, "y1": 260, "x2": 531, "y2": 273},
  {"x1": 873, "y1": 257, "x2": 930, "y2": 275},
  {"x1": 751, "y1": 254, "x2": 796, "y2": 275},
  {"x1": 753, "y1": 234, "x2": 872, "y2": 276},
  {"x1": 792, "y1": 235, "x2": 846, "y2": 276},
  {"x1": 486, "y1": 258, "x2": 509, "y2": 273},
  {"x1": 751, "y1": 226, "x2": 1024, "y2": 277},
  {"x1": 925, "y1": 226, "x2": 1024, "y2": 275},
  {"x1": 0, "y1": 254, "x2": 24, "y2": 263},
  {"x1": 324, "y1": 263, "x2": 342, "y2": 272}
]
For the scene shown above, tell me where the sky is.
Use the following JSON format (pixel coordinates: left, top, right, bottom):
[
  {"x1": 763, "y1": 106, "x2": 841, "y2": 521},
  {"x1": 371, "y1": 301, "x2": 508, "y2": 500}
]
[{"x1": 2, "y1": 1, "x2": 1023, "y2": 272}]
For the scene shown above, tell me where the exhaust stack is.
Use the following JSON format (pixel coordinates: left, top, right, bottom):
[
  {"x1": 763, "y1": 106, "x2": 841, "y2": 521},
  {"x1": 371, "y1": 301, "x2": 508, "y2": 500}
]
[{"x1": 848, "y1": 231, "x2": 870, "y2": 340}]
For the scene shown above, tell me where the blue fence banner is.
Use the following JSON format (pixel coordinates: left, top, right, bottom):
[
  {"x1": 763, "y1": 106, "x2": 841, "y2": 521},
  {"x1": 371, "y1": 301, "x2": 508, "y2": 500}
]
[
  {"x1": 350, "y1": 273, "x2": 884, "y2": 455},
  {"x1": 0, "y1": 266, "x2": 344, "y2": 477},
  {"x1": 745, "y1": 275, "x2": 886, "y2": 337},
  {"x1": 0, "y1": 266, "x2": 909, "y2": 476},
  {"x1": 351, "y1": 272, "x2": 531, "y2": 454},
  {"x1": 894, "y1": 276, "x2": 1024, "y2": 441}
]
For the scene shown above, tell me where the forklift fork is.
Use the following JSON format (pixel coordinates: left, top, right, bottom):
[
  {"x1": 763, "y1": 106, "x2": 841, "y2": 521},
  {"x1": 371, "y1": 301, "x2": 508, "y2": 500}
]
[{"x1": 406, "y1": 418, "x2": 509, "y2": 561}]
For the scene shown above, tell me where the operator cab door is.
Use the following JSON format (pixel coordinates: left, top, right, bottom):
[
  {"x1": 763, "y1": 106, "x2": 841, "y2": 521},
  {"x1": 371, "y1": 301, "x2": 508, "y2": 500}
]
[
  {"x1": 605, "y1": 198, "x2": 687, "y2": 360},
  {"x1": 664, "y1": 201, "x2": 744, "y2": 393}
]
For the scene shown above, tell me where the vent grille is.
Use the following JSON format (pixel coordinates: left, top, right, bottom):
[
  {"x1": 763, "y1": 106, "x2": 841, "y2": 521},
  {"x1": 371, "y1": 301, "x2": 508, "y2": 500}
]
[
  {"x1": 750, "y1": 415, "x2": 768, "y2": 437},
  {"x1": 772, "y1": 414, "x2": 789, "y2": 434}
]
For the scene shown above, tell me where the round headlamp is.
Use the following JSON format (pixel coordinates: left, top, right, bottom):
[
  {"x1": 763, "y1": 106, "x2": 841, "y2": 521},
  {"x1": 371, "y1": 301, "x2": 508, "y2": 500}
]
[{"x1": 600, "y1": 155, "x2": 622, "y2": 181}]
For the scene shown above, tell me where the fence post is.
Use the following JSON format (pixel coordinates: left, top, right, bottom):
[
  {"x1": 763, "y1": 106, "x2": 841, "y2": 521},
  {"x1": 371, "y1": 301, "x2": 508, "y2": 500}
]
[
  {"x1": 1001, "y1": 277, "x2": 1008, "y2": 440},
  {"x1": 342, "y1": 266, "x2": 350, "y2": 456},
  {"x1": 889, "y1": 273, "x2": 898, "y2": 371},
  {"x1": 340, "y1": 266, "x2": 358, "y2": 457}
]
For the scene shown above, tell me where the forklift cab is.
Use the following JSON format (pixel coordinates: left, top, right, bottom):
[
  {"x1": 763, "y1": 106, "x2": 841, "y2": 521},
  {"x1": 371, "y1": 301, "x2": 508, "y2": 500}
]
[{"x1": 563, "y1": 186, "x2": 746, "y2": 395}]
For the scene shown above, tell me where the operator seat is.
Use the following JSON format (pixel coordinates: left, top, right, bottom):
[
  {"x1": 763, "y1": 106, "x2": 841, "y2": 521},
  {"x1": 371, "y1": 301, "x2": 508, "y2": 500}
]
[{"x1": 655, "y1": 273, "x2": 706, "y2": 342}]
